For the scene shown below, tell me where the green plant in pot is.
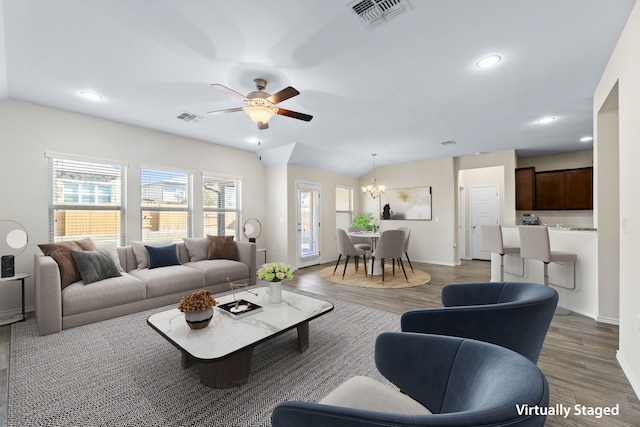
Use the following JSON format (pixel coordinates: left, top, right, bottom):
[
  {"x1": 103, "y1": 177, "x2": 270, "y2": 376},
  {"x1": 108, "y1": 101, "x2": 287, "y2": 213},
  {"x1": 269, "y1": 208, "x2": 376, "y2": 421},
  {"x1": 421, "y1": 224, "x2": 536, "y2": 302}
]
[{"x1": 351, "y1": 213, "x2": 375, "y2": 231}]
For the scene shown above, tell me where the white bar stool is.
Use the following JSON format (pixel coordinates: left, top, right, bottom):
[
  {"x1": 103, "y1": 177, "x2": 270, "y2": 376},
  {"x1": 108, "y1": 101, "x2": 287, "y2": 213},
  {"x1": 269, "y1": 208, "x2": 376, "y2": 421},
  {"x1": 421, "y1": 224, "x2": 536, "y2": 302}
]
[
  {"x1": 481, "y1": 224, "x2": 524, "y2": 281},
  {"x1": 518, "y1": 225, "x2": 577, "y2": 315}
]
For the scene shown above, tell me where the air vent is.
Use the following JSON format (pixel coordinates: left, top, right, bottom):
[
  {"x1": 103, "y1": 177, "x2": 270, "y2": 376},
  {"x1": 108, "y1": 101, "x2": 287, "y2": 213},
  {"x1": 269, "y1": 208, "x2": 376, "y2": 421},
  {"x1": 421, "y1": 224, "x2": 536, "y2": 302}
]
[
  {"x1": 440, "y1": 140, "x2": 457, "y2": 146},
  {"x1": 349, "y1": 0, "x2": 411, "y2": 30},
  {"x1": 176, "y1": 112, "x2": 205, "y2": 123}
]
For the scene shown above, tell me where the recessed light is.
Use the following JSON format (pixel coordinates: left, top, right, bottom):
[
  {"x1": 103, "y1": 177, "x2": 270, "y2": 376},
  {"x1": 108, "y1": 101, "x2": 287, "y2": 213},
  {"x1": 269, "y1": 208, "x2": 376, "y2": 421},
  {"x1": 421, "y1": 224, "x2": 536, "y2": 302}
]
[
  {"x1": 476, "y1": 55, "x2": 502, "y2": 68},
  {"x1": 580, "y1": 136, "x2": 593, "y2": 142},
  {"x1": 80, "y1": 91, "x2": 103, "y2": 101},
  {"x1": 536, "y1": 116, "x2": 556, "y2": 125}
]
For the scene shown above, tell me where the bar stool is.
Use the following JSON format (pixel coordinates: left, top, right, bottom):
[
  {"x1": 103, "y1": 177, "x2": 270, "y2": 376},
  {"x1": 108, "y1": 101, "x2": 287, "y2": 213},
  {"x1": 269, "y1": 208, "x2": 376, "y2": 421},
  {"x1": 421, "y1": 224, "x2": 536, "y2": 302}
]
[
  {"x1": 481, "y1": 224, "x2": 524, "y2": 281},
  {"x1": 518, "y1": 225, "x2": 577, "y2": 315}
]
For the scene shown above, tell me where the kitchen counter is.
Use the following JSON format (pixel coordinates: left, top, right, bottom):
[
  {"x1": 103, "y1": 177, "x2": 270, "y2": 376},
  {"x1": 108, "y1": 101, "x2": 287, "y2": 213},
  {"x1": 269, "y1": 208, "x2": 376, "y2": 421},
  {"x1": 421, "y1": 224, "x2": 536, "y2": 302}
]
[{"x1": 493, "y1": 227, "x2": 599, "y2": 320}]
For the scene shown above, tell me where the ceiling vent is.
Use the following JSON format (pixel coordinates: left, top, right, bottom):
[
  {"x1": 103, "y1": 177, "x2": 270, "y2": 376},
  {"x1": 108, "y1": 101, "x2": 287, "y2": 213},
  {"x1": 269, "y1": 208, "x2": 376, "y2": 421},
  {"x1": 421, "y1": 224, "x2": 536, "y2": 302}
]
[
  {"x1": 176, "y1": 112, "x2": 205, "y2": 123},
  {"x1": 440, "y1": 140, "x2": 457, "y2": 146},
  {"x1": 349, "y1": 0, "x2": 411, "y2": 30}
]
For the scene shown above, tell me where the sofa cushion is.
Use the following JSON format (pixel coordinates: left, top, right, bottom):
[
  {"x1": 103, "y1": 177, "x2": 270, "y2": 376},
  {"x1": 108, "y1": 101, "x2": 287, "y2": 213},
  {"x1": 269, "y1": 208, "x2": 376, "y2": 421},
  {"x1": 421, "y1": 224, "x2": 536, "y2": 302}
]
[
  {"x1": 71, "y1": 250, "x2": 122, "y2": 285},
  {"x1": 146, "y1": 244, "x2": 181, "y2": 269},
  {"x1": 186, "y1": 259, "x2": 250, "y2": 287},
  {"x1": 95, "y1": 242, "x2": 124, "y2": 272},
  {"x1": 207, "y1": 235, "x2": 237, "y2": 260},
  {"x1": 38, "y1": 238, "x2": 97, "y2": 289},
  {"x1": 131, "y1": 240, "x2": 172, "y2": 269},
  {"x1": 183, "y1": 237, "x2": 208, "y2": 262},
  {"x1": 129, "y1": 265, "x2": 205, "y2": 299},
  {"x1": 320, "y1": 376, "x2": 432, "y2": 415},
  {"x1": 62, "y1": 272, "x2": 146, "y2": 316}
]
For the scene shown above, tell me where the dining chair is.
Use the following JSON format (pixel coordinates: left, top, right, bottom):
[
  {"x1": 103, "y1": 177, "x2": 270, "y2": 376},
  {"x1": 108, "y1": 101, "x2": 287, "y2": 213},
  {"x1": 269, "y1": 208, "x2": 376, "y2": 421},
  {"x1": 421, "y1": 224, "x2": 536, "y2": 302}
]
[
  {"x1": 397, "y1": 227, "x2": 414, "y2": 273},
  {"x1": 333, "y1": 228, "x2": 368, "y2": 279},
  {"x1": 347, "y1": 226, "x2": 371, "y2": 252},
  {"x1": 370, "y1": 229, "x2": 407, "y2": 283}
]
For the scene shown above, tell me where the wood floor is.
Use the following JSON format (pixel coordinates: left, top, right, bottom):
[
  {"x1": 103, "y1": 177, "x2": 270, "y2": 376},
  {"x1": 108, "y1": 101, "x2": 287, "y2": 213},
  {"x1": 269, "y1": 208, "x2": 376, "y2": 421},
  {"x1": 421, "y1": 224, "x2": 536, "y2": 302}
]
[{"x1": 1, "y1": 260, "x2": 638, "y2": 426}]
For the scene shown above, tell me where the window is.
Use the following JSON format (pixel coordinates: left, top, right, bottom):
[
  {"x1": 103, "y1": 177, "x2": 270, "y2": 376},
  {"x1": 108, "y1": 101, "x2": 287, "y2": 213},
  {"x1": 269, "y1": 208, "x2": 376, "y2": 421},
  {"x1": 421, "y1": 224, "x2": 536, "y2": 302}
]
[
  {"x1": 141, "y1": 167, "x2": 192, "y2": 241},
  {"x1": 48, "y1": 153, "x2": 126, "y2": 244},
  {"x1": 336, "y1": 186, "x2": 354, "y2": 230},
  {"x1": 203, "y1": 174, "x2": 240, "y2": 238}
]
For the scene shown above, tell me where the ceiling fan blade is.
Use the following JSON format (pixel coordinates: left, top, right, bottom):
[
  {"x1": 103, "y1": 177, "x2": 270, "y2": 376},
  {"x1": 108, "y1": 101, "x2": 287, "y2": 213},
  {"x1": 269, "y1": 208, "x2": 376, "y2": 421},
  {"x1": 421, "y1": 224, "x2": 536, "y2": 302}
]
[
  {"x1": 211, "y1": 84, "x2": 248, "y2": 100},
  {"x1": 277, "y1": 108, "x2": 313, "y2": 122},
  {"x1": 207, "y1": 107, "x2": 244, "y2": 115},
  {"x1": 267, "y1": 86, "x2": 300, "y2": 104},
  {"x1": 258, "y1": 122, "x2": 269, "y2": 130}
]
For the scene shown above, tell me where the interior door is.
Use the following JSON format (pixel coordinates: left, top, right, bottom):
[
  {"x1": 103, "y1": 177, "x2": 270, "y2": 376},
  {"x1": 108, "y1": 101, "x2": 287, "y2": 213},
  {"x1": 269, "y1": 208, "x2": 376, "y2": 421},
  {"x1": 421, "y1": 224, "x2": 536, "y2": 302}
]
[
  {"x1": 296, "y1": 181, "x2": 321, "y2": 268},
  {"x1": 470, "y1": 185, "x2": 499, "y2": 260}
]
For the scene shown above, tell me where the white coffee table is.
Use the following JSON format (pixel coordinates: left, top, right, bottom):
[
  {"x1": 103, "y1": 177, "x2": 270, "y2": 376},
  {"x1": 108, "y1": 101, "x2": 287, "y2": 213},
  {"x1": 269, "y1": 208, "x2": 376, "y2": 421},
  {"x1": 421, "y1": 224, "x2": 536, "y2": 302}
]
[{"x1": 147, "y1": 286, "x2": 334, "y2": 388}]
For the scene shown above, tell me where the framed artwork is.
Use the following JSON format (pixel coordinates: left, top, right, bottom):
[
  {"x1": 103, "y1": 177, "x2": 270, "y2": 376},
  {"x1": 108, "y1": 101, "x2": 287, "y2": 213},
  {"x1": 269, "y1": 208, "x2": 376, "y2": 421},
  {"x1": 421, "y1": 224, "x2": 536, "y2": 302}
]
[{"x1": 379, "y1": 186, "x2": 432, "y2": 220}]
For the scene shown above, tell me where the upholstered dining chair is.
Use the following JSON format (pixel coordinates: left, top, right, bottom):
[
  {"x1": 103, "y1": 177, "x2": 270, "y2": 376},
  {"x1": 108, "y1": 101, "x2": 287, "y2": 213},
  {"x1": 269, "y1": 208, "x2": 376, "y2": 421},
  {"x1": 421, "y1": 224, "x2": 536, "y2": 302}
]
[
  {"x1": 272, "y1": 332, "x2": 550, "y2": 427},
  {"x1": 397, "y1": 227, "x2": 414, "y2": 273},
  {"x1": 401, "y1": 281, "x2": 558, "y2": 363},
  {"x1": 370, "y1": 229, "x2": 407, "y2": 283},
  {"x1": 347, "y1": 226, "x2": 371, "y2": 252},
  {"x1": 333, "y1": 228, "x2": 368, "y2": 279}
]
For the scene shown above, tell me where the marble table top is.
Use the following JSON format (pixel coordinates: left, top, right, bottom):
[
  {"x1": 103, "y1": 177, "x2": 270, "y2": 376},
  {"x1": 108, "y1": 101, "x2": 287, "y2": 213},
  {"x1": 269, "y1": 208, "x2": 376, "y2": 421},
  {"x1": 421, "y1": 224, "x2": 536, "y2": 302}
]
[{"x1": 147, "y1": 286, "x2": 334, "y2": 361}]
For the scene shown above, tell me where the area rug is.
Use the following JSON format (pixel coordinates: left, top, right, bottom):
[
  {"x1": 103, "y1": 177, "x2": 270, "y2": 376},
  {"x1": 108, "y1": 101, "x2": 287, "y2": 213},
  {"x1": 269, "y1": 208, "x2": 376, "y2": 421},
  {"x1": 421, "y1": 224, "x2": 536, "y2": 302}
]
[
  {"x1": 9, "y1": 292, "x2": 400, "y2": 427},
  {"x1": 319, "y1": 263, "x2": 431, "y2": 289}
]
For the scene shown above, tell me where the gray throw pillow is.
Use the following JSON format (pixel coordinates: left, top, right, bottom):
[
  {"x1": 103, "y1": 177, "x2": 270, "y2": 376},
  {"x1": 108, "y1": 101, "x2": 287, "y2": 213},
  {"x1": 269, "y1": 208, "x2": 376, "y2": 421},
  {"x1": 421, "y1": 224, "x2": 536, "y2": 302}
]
[
  {"x1": 182, "y1": 237, "x2": 208, "y2": 262},
  {"x1": 71, "y1": 250, "x2": 121, "y2": 285}
]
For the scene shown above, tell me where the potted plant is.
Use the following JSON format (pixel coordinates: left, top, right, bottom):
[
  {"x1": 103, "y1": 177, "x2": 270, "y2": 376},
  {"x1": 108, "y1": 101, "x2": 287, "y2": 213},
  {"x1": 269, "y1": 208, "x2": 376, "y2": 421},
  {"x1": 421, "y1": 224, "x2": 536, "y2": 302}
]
[
  {"x1": 178, "y1": 289, "x2": 218, "y2": 329},
  {"x1": 258, "y1": 262, "x2": 294, "y2": 303},
  {"x1": 351, "y1": 213, "x2": 375, "y2": 231}
]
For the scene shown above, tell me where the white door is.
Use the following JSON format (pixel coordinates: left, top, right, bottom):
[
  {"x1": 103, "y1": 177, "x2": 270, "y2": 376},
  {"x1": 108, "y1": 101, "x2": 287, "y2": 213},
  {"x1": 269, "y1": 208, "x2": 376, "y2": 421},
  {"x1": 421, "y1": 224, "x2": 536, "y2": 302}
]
[
  {"x1": 470, "y1": 185, "x2": 499, "y2": 260},
  {"x1": 458, "y1": 186, "x2": 467, "y2": 260},
  {"x1": 296, "y1": 181, "x2": 321, "y2": 268}
]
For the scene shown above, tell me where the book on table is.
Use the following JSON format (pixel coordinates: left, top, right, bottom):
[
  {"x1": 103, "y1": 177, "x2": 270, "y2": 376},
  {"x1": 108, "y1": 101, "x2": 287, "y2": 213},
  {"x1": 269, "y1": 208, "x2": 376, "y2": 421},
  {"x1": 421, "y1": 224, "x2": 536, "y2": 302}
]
[{"x1": 217, "y1": 299, "x2": 263, "y2": 319}]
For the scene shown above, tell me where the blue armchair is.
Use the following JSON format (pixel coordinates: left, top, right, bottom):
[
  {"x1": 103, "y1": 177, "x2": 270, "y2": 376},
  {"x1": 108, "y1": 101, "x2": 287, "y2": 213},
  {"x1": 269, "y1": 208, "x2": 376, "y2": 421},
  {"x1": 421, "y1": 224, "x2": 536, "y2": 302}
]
[
  {"x1": 272, "y1": 332, "x2": 549, "y2": 427},
  {"x1": 401, "y1": 281, "x2": 558, "y2": 363}
]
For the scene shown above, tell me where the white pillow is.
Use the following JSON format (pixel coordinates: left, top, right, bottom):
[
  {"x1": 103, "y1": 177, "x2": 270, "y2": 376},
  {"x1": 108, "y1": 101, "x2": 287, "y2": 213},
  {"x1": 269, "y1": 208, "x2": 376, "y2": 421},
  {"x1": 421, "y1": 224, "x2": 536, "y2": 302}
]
[
  {"x1": 131, "y1": 240, "x2": 172, "y2": 269},
  {"x1": 182, "y1": 237, "x2": 208, "y2": 262},
  {"x1": 94, "y1": 242, "x2": 124, "y2": 272}
]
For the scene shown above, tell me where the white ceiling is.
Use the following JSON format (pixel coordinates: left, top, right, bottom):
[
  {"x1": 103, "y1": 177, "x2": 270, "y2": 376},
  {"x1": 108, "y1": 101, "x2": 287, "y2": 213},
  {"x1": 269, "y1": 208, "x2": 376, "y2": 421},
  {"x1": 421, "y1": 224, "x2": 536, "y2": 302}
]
[{"x1": 0, "y1": 0, "x2": 635, "y2": 177}]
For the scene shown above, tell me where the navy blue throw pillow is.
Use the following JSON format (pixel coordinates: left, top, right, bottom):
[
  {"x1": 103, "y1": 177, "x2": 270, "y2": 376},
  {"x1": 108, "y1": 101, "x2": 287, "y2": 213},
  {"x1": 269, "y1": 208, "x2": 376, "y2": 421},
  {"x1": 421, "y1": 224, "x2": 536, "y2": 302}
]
[{"x1": 145, "y1": 244, "x2": 181, "y2": 269}]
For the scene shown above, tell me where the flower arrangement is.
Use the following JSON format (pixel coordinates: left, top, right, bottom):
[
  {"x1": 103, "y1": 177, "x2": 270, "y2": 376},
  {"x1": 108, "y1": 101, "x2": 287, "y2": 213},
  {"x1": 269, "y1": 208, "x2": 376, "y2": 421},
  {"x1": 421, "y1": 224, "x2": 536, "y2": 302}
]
[
  {"x1": 369, "y1": 218, "x2": 381, "y2": 232},
  {"x1": 177, "y1": 289, "x2": 218, "y2": 312},
  {"x1": 258, "y1": 262, "x2": 294, "y2": 282}
]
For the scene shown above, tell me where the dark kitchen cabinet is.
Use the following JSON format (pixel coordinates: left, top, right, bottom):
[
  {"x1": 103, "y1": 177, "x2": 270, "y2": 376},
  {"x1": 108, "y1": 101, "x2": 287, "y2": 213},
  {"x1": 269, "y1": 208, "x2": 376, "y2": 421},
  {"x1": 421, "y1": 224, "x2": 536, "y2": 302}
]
[
  {"x1": 535, "y1": 171, "x2": 566, "y2": 210},
  {"x1": 565, "y1": 168, "x2": 593, "y2": 209},
  {"x1": 515, "y1": 167, "x2": 536, "y2": 210}
]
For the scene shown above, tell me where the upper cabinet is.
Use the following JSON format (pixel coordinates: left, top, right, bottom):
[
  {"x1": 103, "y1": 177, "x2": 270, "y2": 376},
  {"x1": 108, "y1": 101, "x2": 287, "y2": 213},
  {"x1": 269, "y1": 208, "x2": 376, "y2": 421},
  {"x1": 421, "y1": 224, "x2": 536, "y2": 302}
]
[{"x1": 516, "y1": 167, "x2": 593, "y2": 210}]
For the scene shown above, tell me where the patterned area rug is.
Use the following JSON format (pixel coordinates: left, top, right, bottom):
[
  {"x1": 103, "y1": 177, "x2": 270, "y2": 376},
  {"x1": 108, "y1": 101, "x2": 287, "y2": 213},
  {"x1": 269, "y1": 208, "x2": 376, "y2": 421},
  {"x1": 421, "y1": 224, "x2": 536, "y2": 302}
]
[
  {"x1": 9, "y1": 291, "x2": 400, "y2": 427},
  {"x1": 319, "y1": 263, "x2": 431, "y2": 289}
]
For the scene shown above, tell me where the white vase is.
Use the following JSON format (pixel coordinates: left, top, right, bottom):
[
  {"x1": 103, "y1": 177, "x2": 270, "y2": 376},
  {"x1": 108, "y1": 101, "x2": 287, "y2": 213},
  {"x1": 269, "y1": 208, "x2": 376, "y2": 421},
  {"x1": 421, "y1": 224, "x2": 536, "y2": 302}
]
[
  {"x1": 268, "y1": 281, "x2": 282, "y2": 303},
  {"x1": 184, "y1": 307, "x2": 213, "y2": 329}
]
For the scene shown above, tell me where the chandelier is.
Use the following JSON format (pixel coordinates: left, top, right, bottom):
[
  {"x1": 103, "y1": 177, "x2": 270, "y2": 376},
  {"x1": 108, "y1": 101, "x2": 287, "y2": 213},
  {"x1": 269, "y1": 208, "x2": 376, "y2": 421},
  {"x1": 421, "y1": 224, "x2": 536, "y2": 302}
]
[{"x1": 362, "y1": 153, "x2": 385, "y2": 199}]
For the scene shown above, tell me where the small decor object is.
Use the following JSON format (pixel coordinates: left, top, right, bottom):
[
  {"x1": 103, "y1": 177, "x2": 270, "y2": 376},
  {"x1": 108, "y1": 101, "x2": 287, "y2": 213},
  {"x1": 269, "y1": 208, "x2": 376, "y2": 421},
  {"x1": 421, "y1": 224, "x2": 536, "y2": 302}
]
[
  {"x1": 178, "y1": 290, "x2": 218, "y2": 329},
  {"x1": 258, "y1": 262, "x2": 293, "y2": 303},
  {"x1": 218, "y1": 299, "x2": 263, "y2": 319},
  {"x1": 369, "y1": 219, "x2": 381, "y2": 233},
  {"x1": 1, "y1": 219, "x2": 29, "y2": 278},
  {"x1": 382, "y1": 204, "x2": 392, "y2": 220}
]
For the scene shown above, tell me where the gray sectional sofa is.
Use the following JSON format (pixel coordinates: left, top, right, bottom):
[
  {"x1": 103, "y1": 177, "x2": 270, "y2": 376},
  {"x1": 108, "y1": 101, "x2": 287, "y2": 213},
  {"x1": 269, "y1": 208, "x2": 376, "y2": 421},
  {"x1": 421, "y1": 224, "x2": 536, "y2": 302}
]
[{"x1": 34, "y1": 240, "x2": 256, "y2": 335}]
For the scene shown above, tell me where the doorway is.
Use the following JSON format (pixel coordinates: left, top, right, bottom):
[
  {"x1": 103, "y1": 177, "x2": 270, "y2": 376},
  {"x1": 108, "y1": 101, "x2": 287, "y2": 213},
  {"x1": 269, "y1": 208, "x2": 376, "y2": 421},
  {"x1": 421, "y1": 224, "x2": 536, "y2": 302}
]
[
  {"x1": 296, "y1": 181, "x2": 321, "y2": 268},
  {"x1": 470, "y1": 185, "x2": 499, "y2": 260}
]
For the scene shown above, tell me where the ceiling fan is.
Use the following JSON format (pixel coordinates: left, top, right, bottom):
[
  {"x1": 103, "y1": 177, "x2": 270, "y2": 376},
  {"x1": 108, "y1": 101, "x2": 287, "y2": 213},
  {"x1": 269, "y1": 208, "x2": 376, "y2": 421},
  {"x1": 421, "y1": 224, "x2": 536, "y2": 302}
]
[{"x1": 208, "y1": 78, "x2": 313, "y2": 130}]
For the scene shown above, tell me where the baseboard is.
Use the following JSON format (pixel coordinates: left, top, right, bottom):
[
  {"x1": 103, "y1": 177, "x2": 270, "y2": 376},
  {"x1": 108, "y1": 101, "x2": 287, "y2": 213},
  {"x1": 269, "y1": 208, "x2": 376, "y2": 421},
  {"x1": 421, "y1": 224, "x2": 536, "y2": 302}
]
[
  {"x1": 617, "y1": 350, "x2": 640, "y2": 400},
  {"x1": 596, "y1": 315, "x2": 620, "y2": 325}
]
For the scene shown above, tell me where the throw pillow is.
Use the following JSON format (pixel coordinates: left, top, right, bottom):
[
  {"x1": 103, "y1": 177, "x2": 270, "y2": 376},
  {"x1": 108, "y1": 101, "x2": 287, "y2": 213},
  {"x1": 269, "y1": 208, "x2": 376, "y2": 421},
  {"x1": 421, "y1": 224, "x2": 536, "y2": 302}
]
[
  {"x1": 182, "y1": 237, "x2": 208, "y2": 262},
  {"x1": 95, "y1": 242, "x2": 124, "y2": 272},
  {"x1": 131, "y1": 240, "x2": 172, "y2": 269},
  {"x1": 206, "y1": 235, "x2": 237, "y2": 260},
  {"x1": 145, "y1": 244, "x2": 181, "y2": 269},
  {"x1": 38, "y1": 238, "x2": 98, "y2": 289},
  {"x1": 71, "y1": 250, "x2": 121, "y2": 285}
]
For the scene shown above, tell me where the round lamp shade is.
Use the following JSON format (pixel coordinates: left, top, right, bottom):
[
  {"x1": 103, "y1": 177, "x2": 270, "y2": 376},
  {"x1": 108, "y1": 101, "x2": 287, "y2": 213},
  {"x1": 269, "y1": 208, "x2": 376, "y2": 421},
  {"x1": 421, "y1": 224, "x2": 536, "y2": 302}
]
[
  {"x1": 242, "y1": 218, "x2": 262, "y2": 241},
  {"x1": 0, "y1": 220, "x2": 29, "y2": 256}
]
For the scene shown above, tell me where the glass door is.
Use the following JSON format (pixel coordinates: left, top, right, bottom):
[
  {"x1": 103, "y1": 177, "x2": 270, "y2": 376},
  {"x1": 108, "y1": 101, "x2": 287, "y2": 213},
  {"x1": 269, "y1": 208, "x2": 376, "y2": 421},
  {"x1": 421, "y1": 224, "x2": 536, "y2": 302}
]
[{"x1": 296, "y1": 181, "x2": 321, "y2": 268}]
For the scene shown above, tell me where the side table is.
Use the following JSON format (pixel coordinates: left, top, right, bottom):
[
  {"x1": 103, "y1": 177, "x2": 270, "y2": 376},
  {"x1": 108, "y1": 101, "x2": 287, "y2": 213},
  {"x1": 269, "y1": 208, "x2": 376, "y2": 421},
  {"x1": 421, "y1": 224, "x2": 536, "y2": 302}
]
[{"x1": 0, "y1": 273, "x2": 29, "y2": 325}]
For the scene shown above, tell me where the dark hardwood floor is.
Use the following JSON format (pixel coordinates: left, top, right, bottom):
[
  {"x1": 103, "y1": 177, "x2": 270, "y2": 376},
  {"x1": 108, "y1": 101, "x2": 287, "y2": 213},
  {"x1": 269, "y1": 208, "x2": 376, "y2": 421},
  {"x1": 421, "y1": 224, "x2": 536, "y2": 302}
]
[{"x1": 1, "y1": 260, "x2": 638, "y2": 426}]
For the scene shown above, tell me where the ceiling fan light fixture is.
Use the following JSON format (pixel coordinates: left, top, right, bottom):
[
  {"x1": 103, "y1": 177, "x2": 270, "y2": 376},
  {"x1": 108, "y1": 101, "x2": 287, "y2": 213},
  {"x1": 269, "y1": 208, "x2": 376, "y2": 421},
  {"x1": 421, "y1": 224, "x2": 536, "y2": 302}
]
[{"x1": 244, "y1": 106, "x2": 277, "y2": 125}]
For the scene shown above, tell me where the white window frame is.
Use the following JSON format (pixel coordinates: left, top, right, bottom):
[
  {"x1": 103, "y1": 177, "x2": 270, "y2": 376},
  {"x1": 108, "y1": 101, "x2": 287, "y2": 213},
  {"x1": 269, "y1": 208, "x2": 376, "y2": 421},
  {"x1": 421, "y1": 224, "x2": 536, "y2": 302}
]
[{"x1": 202, "y1": 173, "x2": 241, "y2": 238}]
